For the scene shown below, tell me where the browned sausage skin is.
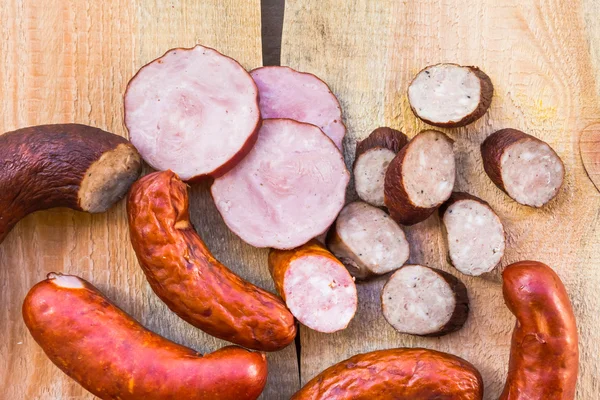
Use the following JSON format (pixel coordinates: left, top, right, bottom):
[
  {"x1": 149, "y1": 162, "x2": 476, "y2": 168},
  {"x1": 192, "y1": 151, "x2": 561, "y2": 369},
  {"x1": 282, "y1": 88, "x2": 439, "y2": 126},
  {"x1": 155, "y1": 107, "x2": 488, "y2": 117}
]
[
  {"x1": 291, "y1": 348, "x2": 483, "y2": 400},
  {"x1": 0, "y1": 124, "x2": 141, "y2": 242},
  {"x1": 127, "y1": 170, "x2": 296, "y2": 351},
  {"x1": 22, "y1": 273, "x2": 268, "y2": 400},
  {"x1": 501, "y1": 261, "x2": 579, "y2": 399}
]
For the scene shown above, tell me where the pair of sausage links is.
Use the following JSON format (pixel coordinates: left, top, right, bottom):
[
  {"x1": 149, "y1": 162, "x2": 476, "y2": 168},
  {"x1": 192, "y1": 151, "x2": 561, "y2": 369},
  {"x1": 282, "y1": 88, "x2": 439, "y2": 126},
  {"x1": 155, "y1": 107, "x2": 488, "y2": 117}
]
[
  {"x1": 127, "y1": 170, "x2": 296, "y2": 351},
  {"x1": 0, "y1": 124, "x2": 141, "y2": 243},
  {"x1": 23, "y1": 273, "x2": 268, "y2": 400},
  {"x1": 291, "y1": 348, "x2": 483, "y2": 399}
]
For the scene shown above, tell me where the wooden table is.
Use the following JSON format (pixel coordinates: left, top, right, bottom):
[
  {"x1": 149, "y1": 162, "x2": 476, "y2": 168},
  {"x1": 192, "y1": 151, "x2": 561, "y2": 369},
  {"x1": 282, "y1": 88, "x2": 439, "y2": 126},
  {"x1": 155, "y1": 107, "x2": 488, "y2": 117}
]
[{"x1": 1, "y1": 1, "x2": 599, "y2": 399}]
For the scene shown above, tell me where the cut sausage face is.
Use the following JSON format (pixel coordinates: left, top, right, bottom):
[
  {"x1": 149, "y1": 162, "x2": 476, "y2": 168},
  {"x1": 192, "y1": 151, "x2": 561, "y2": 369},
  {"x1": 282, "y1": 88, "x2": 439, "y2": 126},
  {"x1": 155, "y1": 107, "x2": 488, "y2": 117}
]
[
  {"x1": 354, "y1": 148, "x2": 396, "y2": 207},
  {"x1": 125, "y1": 45, "x2": 260, "y2": 180},
  {"x1": 382, "y1": 265, "x2": 468, "y2": 336},
  {"x1": 250, "y1": 66, "x2": 345, "y2": 149},
  {"x1": 408, "y1": 64, "x2": 493, "y2": 127},
  {"x1": 327, "y1": 202, "x2": 409, "y2": 279},
  {"x1": 211, "y1": 119, "x2": 349, "y2": 249}
]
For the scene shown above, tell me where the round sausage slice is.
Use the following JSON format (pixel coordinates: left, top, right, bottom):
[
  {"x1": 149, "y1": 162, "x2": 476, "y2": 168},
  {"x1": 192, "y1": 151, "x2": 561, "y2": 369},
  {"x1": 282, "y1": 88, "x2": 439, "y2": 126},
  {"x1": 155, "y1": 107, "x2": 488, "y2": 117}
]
[
  {"x1": 250, "y1": 66, "x2": 346, "y2": 149},
  {"x1": 327, "y1": 202, "x2": 409, "y2": 280},
  {"x1": 124, "y1": 45, "x2": 260, "y2": 181},
  {"x1": 381, "y1": 265, "x2": 469, "y2": 336},
  {"x1": 440, "y1": 192, "x2": 505, "y2": 276},
  {"x1": 269, "y1": 240, "x2": 357, "y2": 333},
  {"x1": 211, "y1": 119, "x2": 349, "y2": 249},
  {"x1": 384, "y1": 130, "x2": 455, "y2": 225},
  {"x1": 353, "y1": 127, "x2": 408, "y2": 207},
  {"x1": 408, "y1": 63, "x2": 493, "y2": 127},
  {"x1": 481, "y1": 128, "x2": 564, "y2": 207}
]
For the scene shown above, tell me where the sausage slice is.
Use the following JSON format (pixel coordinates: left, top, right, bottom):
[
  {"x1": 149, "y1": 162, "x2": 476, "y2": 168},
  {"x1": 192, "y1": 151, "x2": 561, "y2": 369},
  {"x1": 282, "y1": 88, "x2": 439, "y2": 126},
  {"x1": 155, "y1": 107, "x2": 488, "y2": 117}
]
[
  {"x1": 327, "y1": 202, "x2": 409, "y2": 279},
  {"x1": 250, "y1": 66, "x2": 346, "y2": 149},
  {"x1": 440, "y1": 192, "x2": 505, "y2": 276},
  {"x1": 124, "y1": 45, "x2": 260, "y2": 180},
  {"x1": 269, "y1": 240, "x2": 357, "y2": 333},
  {"x1": 353, "y1": 127, "x2": 408, "y2": 207},
  {"x1": 381, "y1": 265, "x2": 469, "y2": 336},
  {"x1": 481, "y1": 128, "x2": 564, "y2": 207},
  {"x1": 384, "y1": 130, "x2": 455, "y2": 225},
  {"x1": 408, "y1": 63, "x2": 493, "y2": 127},
  {"x1": 211, "y1": 119, "x2": 349, "y2": 249}
]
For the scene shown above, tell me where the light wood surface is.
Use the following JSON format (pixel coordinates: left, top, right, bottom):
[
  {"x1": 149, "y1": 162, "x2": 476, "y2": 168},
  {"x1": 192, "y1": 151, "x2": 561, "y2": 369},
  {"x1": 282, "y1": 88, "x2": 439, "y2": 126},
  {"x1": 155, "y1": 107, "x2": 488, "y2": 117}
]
[
  {"x1": 0, "y1": 1, "x2": 299, "y2": 399},
  {"x1": 282, "y1": 0, "x2": 600, "y2": 398}
]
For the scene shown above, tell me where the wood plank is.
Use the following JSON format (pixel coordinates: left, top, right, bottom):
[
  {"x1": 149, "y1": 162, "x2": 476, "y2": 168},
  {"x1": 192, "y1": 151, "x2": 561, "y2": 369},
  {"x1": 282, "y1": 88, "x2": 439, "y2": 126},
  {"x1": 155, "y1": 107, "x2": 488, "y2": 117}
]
[
  {"x1": 282, "y1": 0, "x2": 600, "y2": 398},
  {"x1": 0, "y1": 1, "x2": 299, "y2": 399}
]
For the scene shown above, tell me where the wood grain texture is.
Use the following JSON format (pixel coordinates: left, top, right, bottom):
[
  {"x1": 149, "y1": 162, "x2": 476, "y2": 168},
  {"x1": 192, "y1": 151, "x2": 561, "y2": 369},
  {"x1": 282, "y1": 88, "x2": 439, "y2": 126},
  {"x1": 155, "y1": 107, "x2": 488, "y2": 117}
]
[
  {"x1": 0, "y1": 1, "x2": 299, "y2": 399},
  {"x1": 282, "y1": 0, "x2": 600, "y2": 398}
]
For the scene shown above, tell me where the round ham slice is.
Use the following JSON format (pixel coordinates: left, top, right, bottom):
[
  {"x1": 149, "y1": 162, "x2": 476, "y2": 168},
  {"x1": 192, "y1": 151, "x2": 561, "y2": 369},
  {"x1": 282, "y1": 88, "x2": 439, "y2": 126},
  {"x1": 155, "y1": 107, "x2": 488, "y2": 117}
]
[
  {"x1": 211, "y1": 119, "x2": 349, "y2": 249},
  {"x1": 250, "y1": 66, "x2": 346, "y2": 149},
  {"x1": 124, "y1": 45, "x2": 260, "y2": 181}
]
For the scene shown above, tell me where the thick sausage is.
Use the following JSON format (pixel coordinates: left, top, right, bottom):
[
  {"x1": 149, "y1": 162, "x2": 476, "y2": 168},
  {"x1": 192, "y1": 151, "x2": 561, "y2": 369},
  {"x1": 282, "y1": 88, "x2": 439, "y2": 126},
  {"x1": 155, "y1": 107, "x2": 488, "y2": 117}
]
[
  {"x1": 381, "y1": 264, "x2": 469, "y2": 336},
  {"x1": 127, "y1": 170, "x2": 296, "y2": 351},
  {"x1": 481, "y1": 128, "x2": 564, "y2": 207},
  {"x1": 327, "y1": 201, "x2": 409, "y2": 279},
  {"x1": 124, "y1": 45, "x2": 260, "y2": 181},
  {"x1": 0, "y1": 124, "x2": 141, "y2": 243},
  {"x1": 439, "y1": 192, "x2": 505, "y2": 276},
  {"x1": 353, "y1": 127, "x2": 408, "y2": 207},
  {"x1": 22, "y1": 273, "x2": 268, "y2": 400},
  {"x1": 384, "y1": 130, "x2": 455, "y2": 225},
  {"x1": 500, "y1": 261, "x2": 579, "y2": 399},
  {"x1": 250, "y1": 66, "x2": 346, "y2": 149},
  {"x1": 211, "y1": 119, "x2": 349, "y2": 249},
  {"x1": 268, "y1": 240, "x2": 357, "y2": 333},
  {"x1": 408, "y1": 63, "x2": 493, "y2": 127},
  {"x1": 291, "y1": 348, "x2": 483, "y2": 399}
]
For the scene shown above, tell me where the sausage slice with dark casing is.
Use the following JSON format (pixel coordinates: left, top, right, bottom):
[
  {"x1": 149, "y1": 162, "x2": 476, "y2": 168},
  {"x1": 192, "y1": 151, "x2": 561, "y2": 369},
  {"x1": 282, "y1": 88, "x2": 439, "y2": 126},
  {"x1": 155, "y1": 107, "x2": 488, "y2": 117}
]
[
  {"x1": 381, "y1": 265, "x2": 469, "y2": 336},
  {"x1": 268, "y1": 240, "x2": 357, "y2": 333},
  {"x1": 211, "y1": 119, "x2": 349, "y2": 249},
  {"x1": 439, "y1": 192, "x2": 505, "y2": 276},
  {"x1": 353, "y1": 127, "x2": 408, "y2": 207},
  {"x1": 250, "y1": 66, "x2": 346, "y2": 149},
  {"x1": 408, "y1": 63, "x2": 493, "y2": 127},
  {"x1": 327, "y1": 201, "x2": 409, "y2": 280},
  {"x1": 23, "y1": 273, "x2": 268, "y2": 400},
  {"x1": 124, "y1": 45, "x2": 261, "y2": 181},
  {"x1": 481, "y1": 128, "x2": 565, "y2": 207},
  {"x1": 291, "y1": 348, "x2": 484, "y2": 400},
  {"x1": 384, "y1": 130, "x2": 455, "y2": 225}
]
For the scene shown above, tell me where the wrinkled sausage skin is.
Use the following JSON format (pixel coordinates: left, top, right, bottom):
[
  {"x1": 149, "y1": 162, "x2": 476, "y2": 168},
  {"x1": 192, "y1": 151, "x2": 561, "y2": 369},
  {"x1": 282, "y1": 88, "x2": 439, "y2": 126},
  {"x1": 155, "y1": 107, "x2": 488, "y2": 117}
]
[{"x1": 127, "y1": 171, "x2": 297, "y2": 351}]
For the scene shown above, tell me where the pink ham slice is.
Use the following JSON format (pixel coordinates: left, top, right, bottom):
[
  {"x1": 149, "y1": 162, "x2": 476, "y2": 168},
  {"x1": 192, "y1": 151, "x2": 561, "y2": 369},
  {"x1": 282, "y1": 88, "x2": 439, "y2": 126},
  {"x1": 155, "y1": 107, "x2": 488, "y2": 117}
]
[
  {"x1": 250, "y1": 66, "x2": 346, "y2": 149},
  {"x1": 211, "y1": 119, "x2": 349, "y2": 249},
  {"x1": 124, "y1": 45, "x2": 260, "y2": 181}
]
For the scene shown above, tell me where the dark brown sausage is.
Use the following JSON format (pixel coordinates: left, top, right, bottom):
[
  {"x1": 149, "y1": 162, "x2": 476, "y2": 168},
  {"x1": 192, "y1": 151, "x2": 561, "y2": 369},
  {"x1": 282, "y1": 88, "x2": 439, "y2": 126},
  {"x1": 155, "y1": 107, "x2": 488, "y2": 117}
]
[
  {"x1": 22, "y1": 273, "x2": 268, "y2": 400},
  {"x1": 291, "y1": 348, "x2": 483, "y2": 399},
  {"x1": 0, "y1": 124, "x2": 141, "y2": 242},
  {"x1": 500, "y1": 261, "x2": 579, "y2": 400},
  {"x1": 127, "y1": 170, "x2": 296, "y2": 351}
]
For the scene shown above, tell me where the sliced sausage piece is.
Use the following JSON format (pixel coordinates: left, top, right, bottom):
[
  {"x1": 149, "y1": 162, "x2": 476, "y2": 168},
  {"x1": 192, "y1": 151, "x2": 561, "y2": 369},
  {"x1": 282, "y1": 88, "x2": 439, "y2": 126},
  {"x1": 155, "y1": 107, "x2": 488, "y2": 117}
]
[
  {"x1": 22, "y1": 273, "x2": 268, "y2": 400},
  {"x1": 124, "y1": 45, "x2": 260, "y2": 181},
  {"x1": 408, "y1": 63, "x2": 493, "y2": 127},
  {"x1": 440, "y1": 192, "x2": 505, "y2": 276},
  {"x1": 384, "y1": 130, "x2": 455, "y2": 225},
  {"x1": 327, "y1": 202, "x2": 409, "y2": 280},
  {"x1": 353, "y1": 127, "x2": 408, "y2": 207},
  {"x1": 481, "y1": 128, "x2": 564, "y2": 207},
  {"x1": 381, "y1": 265, "x2": 469, "y2": 336},
  {"x1": 250, "y1": 66, "x2": 346, "y2": 149},
  {"x1": 268, "y1": 240, "x2": 357, "y2": 333},
  {"x1": 128, "y1": 171, "x2": 296, "y2": 351},
  {"x1": 501, "y1": 261, "x2": 578, "y2": 400},
  {"x1": 211, "y1": 119, "x2": 349, "y2": 249},
  {"x1": 291, "y1": 348, "x2": 484, "y2": 400}
]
